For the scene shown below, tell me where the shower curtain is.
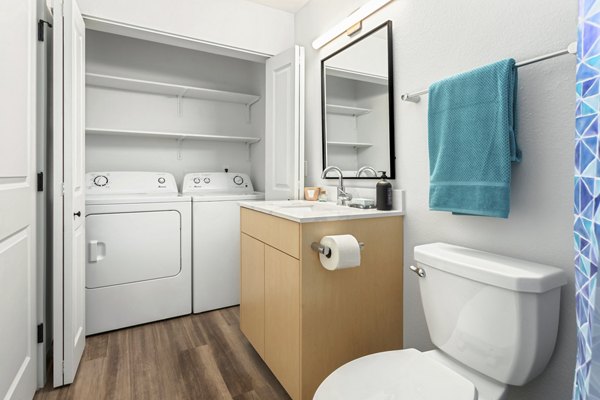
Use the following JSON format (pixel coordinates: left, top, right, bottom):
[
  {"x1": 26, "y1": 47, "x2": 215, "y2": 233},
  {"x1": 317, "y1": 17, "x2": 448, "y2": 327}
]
[{"x1": 575, "y1": 0, "x2": 600, "y2": 398}]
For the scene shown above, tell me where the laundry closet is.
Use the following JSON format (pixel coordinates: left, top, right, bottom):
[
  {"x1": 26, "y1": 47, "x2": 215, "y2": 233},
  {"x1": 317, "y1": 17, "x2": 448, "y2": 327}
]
[
  {"x1": 85, "y1": 30, "x2": 266, "y2": 188},
  {"x1": 46, "y1": 0, "x2": 304, "y2": 388}
]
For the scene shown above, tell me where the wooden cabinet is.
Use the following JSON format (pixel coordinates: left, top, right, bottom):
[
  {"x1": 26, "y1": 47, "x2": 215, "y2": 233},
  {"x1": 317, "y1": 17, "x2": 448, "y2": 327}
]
[
  {"x1": 240, "y1": 208, "x2": 403, "y2": 400},
  {"x1": 240, "y1": 233, "x2": 266, "y2": 358},
  {"x1": 265, "y1": 246, "x2": 301, "y2": 399}
]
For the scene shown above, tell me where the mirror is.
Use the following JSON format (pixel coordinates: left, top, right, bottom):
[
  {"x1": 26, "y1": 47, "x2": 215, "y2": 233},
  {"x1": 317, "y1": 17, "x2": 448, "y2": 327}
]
[{"x1": 321, "y1": 21, "x2": 395, "y2": 179}]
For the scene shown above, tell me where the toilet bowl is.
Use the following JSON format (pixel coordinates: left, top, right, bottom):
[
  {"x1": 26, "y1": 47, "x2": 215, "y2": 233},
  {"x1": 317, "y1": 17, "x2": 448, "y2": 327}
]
[{"x1": 314, "y1": 243, "x2": 567, "y2": 400}]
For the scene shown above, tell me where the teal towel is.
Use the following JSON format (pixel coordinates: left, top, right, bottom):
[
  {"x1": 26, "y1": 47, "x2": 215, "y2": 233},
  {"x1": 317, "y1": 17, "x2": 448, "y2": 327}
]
[{"x1": 428, "y1": 59, "x2": 521, "y2": 218}]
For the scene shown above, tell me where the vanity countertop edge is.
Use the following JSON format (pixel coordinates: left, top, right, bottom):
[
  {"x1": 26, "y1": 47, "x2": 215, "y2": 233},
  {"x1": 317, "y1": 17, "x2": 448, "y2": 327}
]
[{"x1": 239, "y1": 200, "x2": 404, "y2": 223}]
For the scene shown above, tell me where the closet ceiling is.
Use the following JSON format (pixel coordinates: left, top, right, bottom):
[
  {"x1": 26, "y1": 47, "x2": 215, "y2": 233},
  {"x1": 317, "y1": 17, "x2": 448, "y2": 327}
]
[{"x1": 245, "y1": 0, "x2": 310, "y2": 13}]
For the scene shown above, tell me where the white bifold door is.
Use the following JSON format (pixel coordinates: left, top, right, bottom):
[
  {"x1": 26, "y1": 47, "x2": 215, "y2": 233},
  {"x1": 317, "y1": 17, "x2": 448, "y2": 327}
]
[
  {"x1": 265, "y1": 45, "x2": 305, "y2": 200},
  {"x1": 52, "y1": 0, "x2": 86, "y2": 387},
  {"x1": 0, "y1": 0, "x2": 38, "y2": 398}
]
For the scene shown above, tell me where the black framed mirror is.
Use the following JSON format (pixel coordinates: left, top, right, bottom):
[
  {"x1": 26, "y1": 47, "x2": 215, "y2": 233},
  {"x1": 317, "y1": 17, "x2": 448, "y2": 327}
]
[{"x1": 321, "y1": 20, "x2": 395, "y2": 179}]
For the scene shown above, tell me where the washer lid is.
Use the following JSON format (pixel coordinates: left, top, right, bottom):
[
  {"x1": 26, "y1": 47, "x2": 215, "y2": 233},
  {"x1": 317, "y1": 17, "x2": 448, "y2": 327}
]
[
  {"x1": 314, "y1": 349, "x2": 477, "y2": 400},
  {"x1": 190, "y1": 192, "x2": 265, "y2": 202}
]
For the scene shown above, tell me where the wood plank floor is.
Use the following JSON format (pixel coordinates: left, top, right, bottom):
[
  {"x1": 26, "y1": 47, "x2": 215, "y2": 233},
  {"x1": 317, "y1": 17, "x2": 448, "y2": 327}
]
[{"x1": 34, "y1": 307, "x2": 291, "y2": 400}]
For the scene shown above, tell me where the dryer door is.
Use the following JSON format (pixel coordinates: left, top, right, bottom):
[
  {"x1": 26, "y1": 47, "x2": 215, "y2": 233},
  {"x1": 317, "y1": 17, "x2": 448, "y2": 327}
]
[{"x1": 86, "y1": 210, "x2": 181, "y2": 288}]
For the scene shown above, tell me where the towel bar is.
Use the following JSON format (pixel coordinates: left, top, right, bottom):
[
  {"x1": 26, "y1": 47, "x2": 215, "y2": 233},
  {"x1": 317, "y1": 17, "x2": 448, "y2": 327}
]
[{"x1": 401, "y1": 42, "x2": 577, "y2": 103}]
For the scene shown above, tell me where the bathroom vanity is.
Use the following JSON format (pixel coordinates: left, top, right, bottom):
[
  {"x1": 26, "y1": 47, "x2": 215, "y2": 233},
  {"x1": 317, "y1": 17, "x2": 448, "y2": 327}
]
[{"x1": 239, "y1": 201, "x2": 404, "y2": 400}]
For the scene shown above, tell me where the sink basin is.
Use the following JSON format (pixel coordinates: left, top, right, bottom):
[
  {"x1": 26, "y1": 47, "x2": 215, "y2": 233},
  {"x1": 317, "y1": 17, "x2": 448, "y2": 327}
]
[
  {"x1": 276, "y1": 202, "x2": 339, "y2": 213},
  {"x1": 279, "y1": 205, "x2": 315, "y2": 212}
]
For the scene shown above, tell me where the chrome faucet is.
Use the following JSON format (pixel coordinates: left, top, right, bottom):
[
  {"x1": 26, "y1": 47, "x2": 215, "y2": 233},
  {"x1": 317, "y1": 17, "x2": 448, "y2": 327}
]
[
  {"x1": 321, "y1": 166, "x2": 352, "y2": 206},
  {"x1": 356, "y1": 166, "x2": 379, "y2": 178}
]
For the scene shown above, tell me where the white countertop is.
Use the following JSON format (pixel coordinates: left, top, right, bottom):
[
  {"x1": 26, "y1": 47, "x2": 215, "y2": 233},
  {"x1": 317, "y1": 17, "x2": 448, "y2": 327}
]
[{"x1": 239, "y1": 200, "x2": 404, "y2": 223}]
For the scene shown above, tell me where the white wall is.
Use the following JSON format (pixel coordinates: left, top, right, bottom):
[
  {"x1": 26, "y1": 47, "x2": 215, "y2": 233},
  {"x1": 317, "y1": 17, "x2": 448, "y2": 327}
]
[
  {"x1": 296, "y1": 0, "x2": 577, "y2": 399},
  {"x1": 77, "y1": 0, "x2": 294, "y2": 57},
  {"x1": 85, "y1": 31, "x2": 266, "y2": 190}
]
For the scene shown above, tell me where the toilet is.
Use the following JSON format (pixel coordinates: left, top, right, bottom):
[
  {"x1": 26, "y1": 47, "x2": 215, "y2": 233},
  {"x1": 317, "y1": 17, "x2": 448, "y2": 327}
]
[{"x1": 314, "y1": 242, "x2": 567, "y2": 400}]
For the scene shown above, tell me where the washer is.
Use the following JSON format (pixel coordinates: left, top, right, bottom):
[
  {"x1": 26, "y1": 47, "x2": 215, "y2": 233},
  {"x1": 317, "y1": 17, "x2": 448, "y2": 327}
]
[
  {"x1": 182, "y1": 172, "x2": 264, "y2": 313},
  {"x1": 85, "y1": 171, "x2": 192, "y2": 335}
]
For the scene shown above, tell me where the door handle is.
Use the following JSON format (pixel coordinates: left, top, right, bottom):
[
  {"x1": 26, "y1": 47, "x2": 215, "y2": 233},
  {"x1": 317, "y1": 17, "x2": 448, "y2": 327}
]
[
  {"x1": 88, "y1": 240, "x2": 105, "y2": 263},
  {"x1": 74, "y1": 211, "x2": 81, "y2": 217}
]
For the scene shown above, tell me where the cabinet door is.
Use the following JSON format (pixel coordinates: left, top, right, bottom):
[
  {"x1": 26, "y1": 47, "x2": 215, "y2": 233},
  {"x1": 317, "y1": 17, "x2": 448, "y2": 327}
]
[
  {"x1": 240, "y1": 233, "x2": 265, "y2": 358},
  {"x1": 265, "y1": 246, "x2": 300, "y2": 399}
]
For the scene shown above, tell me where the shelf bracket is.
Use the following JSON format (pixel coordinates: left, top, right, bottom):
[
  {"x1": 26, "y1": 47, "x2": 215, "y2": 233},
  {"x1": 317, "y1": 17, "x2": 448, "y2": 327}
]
[
  {"x1": 246, "y1": 142, "x2": 252, "y2": 161},
  {"x1": 245, "y1": 98, "x2": 260, "y2": 124},
  {"x1": 176, "y1": 137, "x2": 184, "y2": 160},
  {"x1": 177, "y1": 95, "x2": 183, "y2": 117}
]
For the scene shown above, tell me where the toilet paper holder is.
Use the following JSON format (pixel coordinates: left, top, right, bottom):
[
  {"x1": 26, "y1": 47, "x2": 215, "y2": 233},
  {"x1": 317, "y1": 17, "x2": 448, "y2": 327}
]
[{"x1": 311, "y1": 241, "x2": 365, "y2": 258}]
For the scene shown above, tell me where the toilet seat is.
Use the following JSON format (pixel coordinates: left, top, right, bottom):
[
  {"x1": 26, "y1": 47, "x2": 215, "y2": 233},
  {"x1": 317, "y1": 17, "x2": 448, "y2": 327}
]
[{"x1": 313, "y1": 349, "x2": 477, "y2": 400}]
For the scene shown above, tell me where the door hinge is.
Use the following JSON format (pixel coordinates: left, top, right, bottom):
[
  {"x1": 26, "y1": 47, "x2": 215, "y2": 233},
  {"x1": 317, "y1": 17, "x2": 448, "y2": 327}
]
[
  {"x1": 37, "y1": 19, "x2": 53, "y2": 42},
  {"x1": 37, "y1": 172, "x2": 44, "y2": 192},
  {"x1": 37, "y1": 323, "x2": 44, "y2": 344}
]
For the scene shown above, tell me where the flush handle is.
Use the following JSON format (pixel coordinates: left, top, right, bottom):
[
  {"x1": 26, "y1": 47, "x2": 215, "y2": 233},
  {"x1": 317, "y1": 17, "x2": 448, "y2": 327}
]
[{"x1": 409, "y1": 265, "x2": 426, "y2": 278}]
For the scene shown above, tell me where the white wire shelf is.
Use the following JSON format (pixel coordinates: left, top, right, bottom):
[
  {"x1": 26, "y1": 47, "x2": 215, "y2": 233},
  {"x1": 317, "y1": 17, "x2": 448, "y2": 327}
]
[
  {"x1": 86, "y1": 73, "x2": 261, "y2": 107},
  {"x1": 86, "y1": 128, "x2": 261, "y2": 144}
]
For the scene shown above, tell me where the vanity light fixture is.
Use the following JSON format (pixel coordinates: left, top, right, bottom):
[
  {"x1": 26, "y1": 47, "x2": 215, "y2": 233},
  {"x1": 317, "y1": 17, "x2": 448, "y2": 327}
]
[{"x1": 311, "y1": 0, "x2": 392, "y2": 49}]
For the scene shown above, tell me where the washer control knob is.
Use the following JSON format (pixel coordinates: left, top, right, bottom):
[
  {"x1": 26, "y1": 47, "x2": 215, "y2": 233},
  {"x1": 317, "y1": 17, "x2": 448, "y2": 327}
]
[
  {"x1": 193, "y1": 178, "x2": 201, "y2": 184},
  {"x1": 204, "y1": 177, "x2": 211, "y2": 184},
  {"x1": 158, "y1": 177, "x2": 166, "y2": 184},
  {"x1": 233, "y1": 175, "x2": 244, "y2": 185},
  {"x1": 93, "y1": 175, "x2": 108, "y2": 187}
]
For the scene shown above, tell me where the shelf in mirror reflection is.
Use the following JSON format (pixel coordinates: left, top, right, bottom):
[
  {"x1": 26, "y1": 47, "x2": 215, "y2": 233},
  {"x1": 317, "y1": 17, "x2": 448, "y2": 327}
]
[
  {"x1": 327, "y1": 141, "x2": 373, "y2": 149},
  {"x1": 326, "y1": 104, "x2": 371, "y2": 116}
]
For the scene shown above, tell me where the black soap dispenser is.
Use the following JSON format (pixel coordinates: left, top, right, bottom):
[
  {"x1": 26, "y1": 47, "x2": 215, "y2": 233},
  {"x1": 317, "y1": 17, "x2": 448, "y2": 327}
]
[{"x1": 376, "y1": 171, "x2": 393, "y2": 211}]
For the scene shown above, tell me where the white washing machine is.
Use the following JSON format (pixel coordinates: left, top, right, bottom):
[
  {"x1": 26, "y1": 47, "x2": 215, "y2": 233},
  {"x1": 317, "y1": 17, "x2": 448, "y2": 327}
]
[
  {"x1": 182, "y1": 172, "x2": 264, "y2": 313},
  {"x1": 85, "y1": 171, "x2": 192, "y2": 335}
]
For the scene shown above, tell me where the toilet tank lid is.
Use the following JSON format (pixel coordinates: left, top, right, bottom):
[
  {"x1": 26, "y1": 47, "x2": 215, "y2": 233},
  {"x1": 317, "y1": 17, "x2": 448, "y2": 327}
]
[{"x1": 414, "y1": 243, "x2": 567, "y2": 293}]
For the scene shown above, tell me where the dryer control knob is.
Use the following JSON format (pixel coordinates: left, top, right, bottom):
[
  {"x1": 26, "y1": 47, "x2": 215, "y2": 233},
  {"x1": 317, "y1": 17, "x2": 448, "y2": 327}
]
[
  {"x1": 158, "y1": 177, "x2": 166, "y2": 184},
  {"x1": 193, "y1": 178, "x2": 201, "y2": 184},
  {"x1": 204, "y1": 178, "x2": 211, "y2": 184},
  {"x1": 233, "y1": 175, "x2": 244, "y2": 185},
  {"x1": 93, "y1": 175, "x2": 108, "y2": 187}
]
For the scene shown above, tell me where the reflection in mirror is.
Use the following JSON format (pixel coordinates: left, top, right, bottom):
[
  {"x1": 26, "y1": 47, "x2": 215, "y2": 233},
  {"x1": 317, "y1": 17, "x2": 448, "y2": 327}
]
[{"x1": 321, "y1": 21, "x2": 395, "y2": 179}]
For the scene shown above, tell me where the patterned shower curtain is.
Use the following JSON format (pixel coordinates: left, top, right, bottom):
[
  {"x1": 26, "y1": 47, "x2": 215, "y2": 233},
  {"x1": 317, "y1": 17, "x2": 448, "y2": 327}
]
[{"x1": 575, "y1": 0, "x2": 600, "y2": 398}]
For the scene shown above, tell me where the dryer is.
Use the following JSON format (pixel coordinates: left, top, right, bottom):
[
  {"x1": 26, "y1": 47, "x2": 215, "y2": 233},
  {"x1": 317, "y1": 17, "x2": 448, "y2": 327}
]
[
  {"x1": 182, "y1": 172, "x2": 264, "y2": 313},
  {"x1": 85, "y1": 171, "x2": 192, "y2": 335}
]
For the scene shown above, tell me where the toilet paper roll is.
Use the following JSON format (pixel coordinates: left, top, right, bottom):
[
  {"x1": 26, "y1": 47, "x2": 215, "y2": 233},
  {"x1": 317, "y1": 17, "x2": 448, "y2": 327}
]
[{"x1": 319, "y1": 234, "x2": 361, "y2": 271}]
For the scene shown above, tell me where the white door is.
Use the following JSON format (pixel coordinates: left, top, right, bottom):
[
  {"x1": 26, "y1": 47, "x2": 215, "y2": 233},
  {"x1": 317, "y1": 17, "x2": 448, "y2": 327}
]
[
  {"x1": 0, "y1": 0, "x2": 38, "y2": 398},
  {"x1": 52, "y1": 0, "x2": 86, "y2": 387},
  {"x1": 265, "y1": 46, "x2": 305, "y2": 200}
]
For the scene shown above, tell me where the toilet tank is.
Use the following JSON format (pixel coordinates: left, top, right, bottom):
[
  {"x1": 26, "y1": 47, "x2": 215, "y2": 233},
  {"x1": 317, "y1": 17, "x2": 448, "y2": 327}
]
[{"x1": 413, "y1": 243, "x2": 567, "y2": 386}]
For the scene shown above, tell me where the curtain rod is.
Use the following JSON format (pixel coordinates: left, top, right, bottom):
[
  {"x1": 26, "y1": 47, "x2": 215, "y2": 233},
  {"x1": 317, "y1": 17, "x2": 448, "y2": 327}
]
[{"x1": 400, "y1": 42, "x2": 577, "y2": 103}]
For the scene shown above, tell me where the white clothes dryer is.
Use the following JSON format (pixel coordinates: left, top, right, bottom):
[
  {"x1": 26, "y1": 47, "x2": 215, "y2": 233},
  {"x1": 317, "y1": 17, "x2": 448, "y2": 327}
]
[
  {"x1": 182, "y1": 172, "x2": 264, "y2": 314},
  {"x1": 85, "y1": 171, "x2": 192, "y2": 335}
]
